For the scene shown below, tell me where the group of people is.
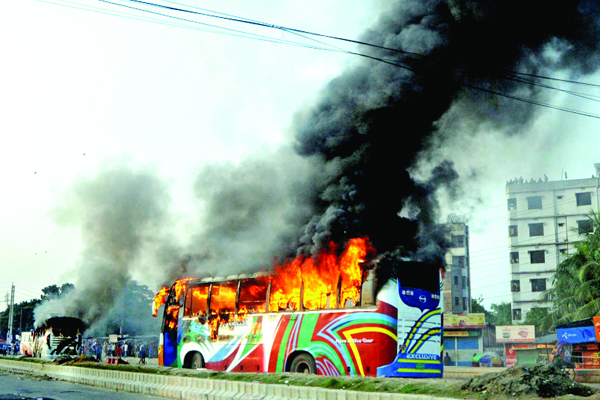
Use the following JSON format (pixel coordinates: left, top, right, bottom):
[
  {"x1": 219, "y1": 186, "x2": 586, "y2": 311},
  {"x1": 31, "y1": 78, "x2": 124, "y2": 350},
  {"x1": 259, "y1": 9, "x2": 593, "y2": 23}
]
[
  {"x1": 507, "y1": 174, "x2": 549, "y2": 185},
  {"x1": 88, "y1": 341, "x2": 148, "y2": 364}
]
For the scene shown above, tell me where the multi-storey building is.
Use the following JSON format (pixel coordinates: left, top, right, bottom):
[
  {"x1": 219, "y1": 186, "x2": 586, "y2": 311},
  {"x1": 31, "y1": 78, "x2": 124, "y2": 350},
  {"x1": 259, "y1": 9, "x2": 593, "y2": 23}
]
[
  {"x1": 442, "y1": 222, "x2": 471, "y2": 314},
  {"x1": 506, "y1": 164, "x2": 600, "y2": 322}
]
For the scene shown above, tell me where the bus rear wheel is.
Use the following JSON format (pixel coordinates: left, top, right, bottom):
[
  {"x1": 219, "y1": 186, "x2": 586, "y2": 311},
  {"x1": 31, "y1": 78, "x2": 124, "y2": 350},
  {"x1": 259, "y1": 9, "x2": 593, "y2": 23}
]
[
  {"x1": 290, "y1": 353, "x2": 316, "y2": 374},
  {"x1": 190, "y1": 352, "x2": 205, "y2": 369}
]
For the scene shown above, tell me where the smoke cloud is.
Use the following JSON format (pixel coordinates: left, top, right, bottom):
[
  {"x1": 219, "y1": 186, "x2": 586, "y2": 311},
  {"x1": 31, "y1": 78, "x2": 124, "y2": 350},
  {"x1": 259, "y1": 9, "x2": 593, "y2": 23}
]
[{"x1": 35, "y1": 159, "x2": 170, "y2": 331}]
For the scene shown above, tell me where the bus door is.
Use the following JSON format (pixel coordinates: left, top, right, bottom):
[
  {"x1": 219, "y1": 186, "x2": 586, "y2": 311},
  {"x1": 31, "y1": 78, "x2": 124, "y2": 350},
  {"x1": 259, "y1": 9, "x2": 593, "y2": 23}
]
[{"x1": 162, "y1": 286, "x2": 182, "y2": 367}]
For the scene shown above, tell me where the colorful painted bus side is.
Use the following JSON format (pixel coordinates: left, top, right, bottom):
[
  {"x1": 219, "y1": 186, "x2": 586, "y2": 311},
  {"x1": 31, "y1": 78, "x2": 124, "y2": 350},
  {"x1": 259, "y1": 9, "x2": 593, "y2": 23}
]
[{"x1": 158, "y1": 264, "x2": 443, "y2": 378}]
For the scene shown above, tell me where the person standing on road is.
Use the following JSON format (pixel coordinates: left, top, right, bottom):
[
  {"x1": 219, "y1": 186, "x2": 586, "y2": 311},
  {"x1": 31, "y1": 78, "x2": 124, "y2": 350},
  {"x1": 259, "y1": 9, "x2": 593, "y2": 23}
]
[{"x1": 138, "y1": 344, "x2": 146, "y2": 365}]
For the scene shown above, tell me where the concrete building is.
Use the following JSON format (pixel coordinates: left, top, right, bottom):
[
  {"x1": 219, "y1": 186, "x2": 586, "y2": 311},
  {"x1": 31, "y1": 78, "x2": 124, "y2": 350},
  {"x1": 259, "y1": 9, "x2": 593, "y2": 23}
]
[
  {"x1": 443, "y1": 222, "x2": 471, "y2": 314},
  {"x1": 506, "y1": 164, "x2": 600, "y2": 322}
]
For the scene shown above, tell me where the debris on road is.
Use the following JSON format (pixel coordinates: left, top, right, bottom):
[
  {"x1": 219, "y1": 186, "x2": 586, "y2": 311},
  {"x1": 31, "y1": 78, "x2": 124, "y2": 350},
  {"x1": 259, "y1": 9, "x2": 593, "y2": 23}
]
[{"x1": 461, "y1": 364, "x2": 595, "y2": 398}]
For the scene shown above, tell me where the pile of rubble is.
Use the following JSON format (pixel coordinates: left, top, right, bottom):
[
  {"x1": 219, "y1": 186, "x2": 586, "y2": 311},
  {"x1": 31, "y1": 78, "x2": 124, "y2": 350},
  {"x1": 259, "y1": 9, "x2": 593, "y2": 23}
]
[
  {"x1": 462, "y1": 364, "x2": 594, "y2": 398},
  {"x1": 57, "y1": 355, "x2": 98, "y2": 365}
]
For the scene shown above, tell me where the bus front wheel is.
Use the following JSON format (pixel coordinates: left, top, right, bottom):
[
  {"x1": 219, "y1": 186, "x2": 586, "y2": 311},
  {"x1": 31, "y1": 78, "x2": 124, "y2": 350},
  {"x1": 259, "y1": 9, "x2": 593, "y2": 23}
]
[
  {"x1": 290, "y1": 353, "x2": 316, "y2": 374},
  {"x1": 190, "y1": 352, "x2": 205, "y2": 369}
]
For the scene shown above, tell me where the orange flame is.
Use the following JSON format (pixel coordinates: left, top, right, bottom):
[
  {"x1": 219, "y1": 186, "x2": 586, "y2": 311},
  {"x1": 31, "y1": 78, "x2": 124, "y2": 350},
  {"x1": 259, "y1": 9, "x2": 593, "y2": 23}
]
[
  {"x1": 153, "y1": 237, "x2": 374, "y2": 333},
  {"x1": 152, "y1": 286, "x2": 170, "y2": 318},
  {"x1": 152, "y1": 277, "x2": 194, "y2": 318}
]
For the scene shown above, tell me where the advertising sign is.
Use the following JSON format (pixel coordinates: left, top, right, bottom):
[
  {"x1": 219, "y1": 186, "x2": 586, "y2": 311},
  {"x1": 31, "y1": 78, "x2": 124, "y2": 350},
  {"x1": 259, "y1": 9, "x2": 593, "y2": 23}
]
[
  {"x1": 495, "y1": 325, "x2": 535, "y2": 343},
  {"x1": 444, "y1": 313, "x2": 486, "y2": 328},
  {"x1": 557, "y1": 326, "x2": 596, "y2": 344},
  {"x1": 443, "y1": 331, "x2": 469, "y2": 337},
  {"x1": 109, "y1": 334, "x2": 119, "y2": 343},
  {"x1": 593, "y1": 316, "x2": 600, "y2": 342}
]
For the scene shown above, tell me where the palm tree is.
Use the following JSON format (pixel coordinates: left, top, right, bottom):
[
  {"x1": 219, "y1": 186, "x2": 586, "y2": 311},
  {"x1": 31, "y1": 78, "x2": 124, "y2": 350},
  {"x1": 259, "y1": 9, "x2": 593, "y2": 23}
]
[{"x1": 543, "y1": 212, "x2": 600, "y2": 328}]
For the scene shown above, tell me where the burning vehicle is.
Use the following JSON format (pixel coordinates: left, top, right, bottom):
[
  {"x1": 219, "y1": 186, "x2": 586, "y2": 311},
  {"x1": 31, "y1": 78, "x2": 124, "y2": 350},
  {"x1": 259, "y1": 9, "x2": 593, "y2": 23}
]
[
  {"x1": 32, "y1": 316, "x2": 85, "y2": 359},
  {"x1": 153, "y1": 238, "x2": 443, "y2": 377}
]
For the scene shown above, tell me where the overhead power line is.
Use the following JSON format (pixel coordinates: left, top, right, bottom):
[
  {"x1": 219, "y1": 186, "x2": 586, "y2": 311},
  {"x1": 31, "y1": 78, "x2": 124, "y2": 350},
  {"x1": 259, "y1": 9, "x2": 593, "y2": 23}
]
[{"x1": 33, "y1": 0, "x2": 600, "y2": 119}]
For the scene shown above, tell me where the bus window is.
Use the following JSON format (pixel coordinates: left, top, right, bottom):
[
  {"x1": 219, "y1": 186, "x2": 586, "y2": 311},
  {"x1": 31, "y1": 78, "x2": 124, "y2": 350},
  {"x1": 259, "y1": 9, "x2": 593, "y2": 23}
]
[
  {"x1": 360, "y1": 269, "x2": 376, "y2": 306},
  {"x1": 239, "y1": 277, "x2": 269, "y2": 314},
  {"x1": 209, "y1": 282, "x2": 237, "y2": 322},
  {"x1": 269, "y1": 264, "x2": 301, "y2": 311},
  {"x1": 397, "y1": 263, "x2": 439, "y2": 292},
  {"x1": 185, "y1": 285, "x2": 209, "y2": 318}
]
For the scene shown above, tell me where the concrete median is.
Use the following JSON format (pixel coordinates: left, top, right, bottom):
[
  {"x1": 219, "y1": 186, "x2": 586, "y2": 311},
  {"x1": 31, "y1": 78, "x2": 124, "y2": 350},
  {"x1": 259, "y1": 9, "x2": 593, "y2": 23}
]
[{"x1": 0, "y1": 359, "x2": 464, "y2": 400}]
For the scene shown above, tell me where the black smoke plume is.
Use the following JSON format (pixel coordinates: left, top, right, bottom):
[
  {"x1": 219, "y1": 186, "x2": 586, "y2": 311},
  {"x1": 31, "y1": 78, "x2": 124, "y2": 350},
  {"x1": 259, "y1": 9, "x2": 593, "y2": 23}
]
[{"x1": 289, "y1": 0, "x2": 600, "y2": 267}]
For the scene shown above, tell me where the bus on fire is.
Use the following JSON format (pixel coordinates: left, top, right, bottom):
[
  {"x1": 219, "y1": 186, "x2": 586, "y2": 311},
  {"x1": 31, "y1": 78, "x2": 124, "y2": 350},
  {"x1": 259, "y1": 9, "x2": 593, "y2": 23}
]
[{"x1": 152, "y1": 238, "x2": 443, "y2": 378}]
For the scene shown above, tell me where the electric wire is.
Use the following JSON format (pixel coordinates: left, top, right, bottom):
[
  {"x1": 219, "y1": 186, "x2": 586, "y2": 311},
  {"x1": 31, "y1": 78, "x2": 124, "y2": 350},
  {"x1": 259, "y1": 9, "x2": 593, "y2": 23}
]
[
  {"x1": 36, "y1": 0, "x2": 600, "y2": 119},
  {"x1": 108, "y1": 0, "x2": 600, "y2": 118}
]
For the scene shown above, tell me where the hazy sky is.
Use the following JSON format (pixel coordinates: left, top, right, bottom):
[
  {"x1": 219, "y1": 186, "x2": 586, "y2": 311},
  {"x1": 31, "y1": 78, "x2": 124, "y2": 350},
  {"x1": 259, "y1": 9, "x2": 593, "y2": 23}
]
[{"x1": 1, "y1": 0, "x2": 600, "y2": 309}]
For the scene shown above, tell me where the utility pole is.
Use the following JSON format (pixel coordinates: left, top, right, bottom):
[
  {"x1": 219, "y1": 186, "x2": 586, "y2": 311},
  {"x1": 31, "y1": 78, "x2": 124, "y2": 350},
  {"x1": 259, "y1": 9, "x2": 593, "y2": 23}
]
[{"x1": 8, "y1": 284, "x2": 15, "y2": 343}]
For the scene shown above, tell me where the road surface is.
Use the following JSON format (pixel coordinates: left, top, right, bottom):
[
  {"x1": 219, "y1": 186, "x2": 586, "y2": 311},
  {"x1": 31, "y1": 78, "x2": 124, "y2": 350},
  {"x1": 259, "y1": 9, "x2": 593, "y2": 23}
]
[{"x1": 0, "y1": 371, "x2": 163, "y2": 400}]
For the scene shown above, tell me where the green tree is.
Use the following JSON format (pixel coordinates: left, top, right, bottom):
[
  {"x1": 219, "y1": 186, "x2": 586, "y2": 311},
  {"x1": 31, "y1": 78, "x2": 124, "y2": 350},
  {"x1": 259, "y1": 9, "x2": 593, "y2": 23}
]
[
  {"x1": 490, "y1": 302, "x2": 512, "y2": 326},
  {"x1": 469, "y1": 296, "x2": 511, "y2": 327},
  {"x1": 543, "y1": 211, "x2": 600, "y2": 327},
  {"x1": 523, "y1": 307, "x2": 551, "y2": 335}
]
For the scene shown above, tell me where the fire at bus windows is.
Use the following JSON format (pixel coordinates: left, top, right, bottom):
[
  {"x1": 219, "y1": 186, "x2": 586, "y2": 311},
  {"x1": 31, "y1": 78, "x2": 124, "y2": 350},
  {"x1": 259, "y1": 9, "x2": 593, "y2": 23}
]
[{"x1": 153, "y1": 237, "x2": 377, "y2": 342}]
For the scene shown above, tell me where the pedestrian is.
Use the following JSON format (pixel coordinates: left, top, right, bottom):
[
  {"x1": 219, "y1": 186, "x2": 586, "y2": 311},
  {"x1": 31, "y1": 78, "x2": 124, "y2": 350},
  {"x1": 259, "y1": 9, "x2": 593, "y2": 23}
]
[
  {"x1": 123, "y1": 342, "x2": 128, "y2": 358},
  {"x1": 116, "y1": 343, "x2": 121, "y2": 359},
  {"x1": 94, "y1": 342, "x2": 102, "y2": 362},
  {"x1": 444, "y1": 352, "x2": 452, "y2": 366},
  {"x1": 138, "y1": 344, "x2": 146, "y2": 365}
]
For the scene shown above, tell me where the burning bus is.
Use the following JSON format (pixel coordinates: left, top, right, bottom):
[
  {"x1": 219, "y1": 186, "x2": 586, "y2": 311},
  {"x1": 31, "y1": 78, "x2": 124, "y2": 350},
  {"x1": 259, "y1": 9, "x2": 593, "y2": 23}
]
[
  {"x1": 32, "y1": 316, "x2": 85, "y2": 359},
  {"x1": 153, "y1": 237, "x2": 443, "y2": 377}
]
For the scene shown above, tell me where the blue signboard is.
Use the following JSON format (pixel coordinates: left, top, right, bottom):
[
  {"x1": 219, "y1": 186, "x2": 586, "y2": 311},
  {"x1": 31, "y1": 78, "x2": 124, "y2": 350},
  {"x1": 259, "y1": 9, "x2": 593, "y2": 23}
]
[{"x1": 557, "y1": 326, "x2": 596, "y2": 343}]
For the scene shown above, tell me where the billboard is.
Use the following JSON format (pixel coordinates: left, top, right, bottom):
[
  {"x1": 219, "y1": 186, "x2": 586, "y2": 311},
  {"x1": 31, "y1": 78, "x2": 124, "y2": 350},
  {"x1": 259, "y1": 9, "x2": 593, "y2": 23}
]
[
  {"x1": 557, "y1": 326, "x2": 596, "y2": 343},
  {"x1": 444, "y1": 313, "x2": 485, "y2": 328},
  {"x1": 495, "y1": 325, "x2": 535, "y2": 343}
]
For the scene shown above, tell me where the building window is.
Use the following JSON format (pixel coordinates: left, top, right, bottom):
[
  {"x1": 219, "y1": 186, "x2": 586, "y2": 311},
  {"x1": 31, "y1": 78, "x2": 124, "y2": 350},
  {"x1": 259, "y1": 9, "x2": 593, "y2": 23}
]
[
  {"x1": 529, "y1": 223, "x2": 544, "y2": 237},
  {"x1": 509, "y1": 225, "x2": 518, "y2": 237},
  {"x1": 507, "y1": 198, "x2": 517, "y2": 210},
  {"x1": 578, "y1": 220, "x2": 593, "y2": 234},
  {"x1": 454, "y1": 297, "x2": 460, "y2": 306},
  {"x1": 462, "y1": 276, "x2": 467, "y2": 289},
  {"x1": 511, "y1": 280, "x2": 520, "y2": 292},
  {"x1": 453, "y1": 256, "x2": 465, "y2": 268},
  {"x1": 513, "y1": 308, "x2": 522, "y2": 320},
  {"x1": 527, "y1": 196, "x2": 543, "y2": 210},
  {"x1": 463, "y1": 297, "x2": 467, "y2": 311},
  {"x1": 530, "y1": 250, "x2": 546, "y2": 264},
  {"x1": 510, "y1": 251, "x2": 519, "y2": 264},
  {"x1": 559, "y1": 248, "x2": 567, "y2": 255},
  {"x1": 451, "y1": 235, "x2": 465, "y2": 248},
  {"x1": 557, "y1": 195, "x2": 563, "y2": 200},
  {"x1": 558, "y1": 223, "x2": 565, "y2": 227},
  {"x1": 454, "y1": 276, "x2": 458, "y2": 285},
  {"x1": 576, "y1": 192, "x2": 592, "y2": 206},
  {"x1": 531, "y1": 278, "x2": 547, "y2": 292}
]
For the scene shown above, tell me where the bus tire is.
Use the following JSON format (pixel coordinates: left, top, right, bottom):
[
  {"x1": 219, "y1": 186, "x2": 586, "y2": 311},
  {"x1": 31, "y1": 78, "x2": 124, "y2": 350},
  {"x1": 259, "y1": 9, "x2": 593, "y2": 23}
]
[
  {"x1": 290, "y1": 353, "x2": 317, "y2": 374},
  {"x1": 189, "y1": 352, "x2": 205, "y2": 369}
]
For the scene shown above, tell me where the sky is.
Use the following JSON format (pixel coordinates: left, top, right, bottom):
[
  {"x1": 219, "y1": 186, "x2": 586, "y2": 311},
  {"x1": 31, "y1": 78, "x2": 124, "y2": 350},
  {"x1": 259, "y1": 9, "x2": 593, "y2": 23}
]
[{"x1": 1, "y1": 0, "x2": 600, "y2": 311}]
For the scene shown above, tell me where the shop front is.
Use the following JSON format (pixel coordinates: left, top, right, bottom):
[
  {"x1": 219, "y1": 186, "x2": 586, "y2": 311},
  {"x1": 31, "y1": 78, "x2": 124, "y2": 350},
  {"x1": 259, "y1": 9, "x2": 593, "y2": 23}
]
[
  {"x1": 496, "y1": 325, "x2": 536, "y2": 367},
  {"x1": 555, "y1": 318, "x2": 600, "y2": 369},
  {"x1": 444, "y1": 313, "x2": 485, "y2": 367}
]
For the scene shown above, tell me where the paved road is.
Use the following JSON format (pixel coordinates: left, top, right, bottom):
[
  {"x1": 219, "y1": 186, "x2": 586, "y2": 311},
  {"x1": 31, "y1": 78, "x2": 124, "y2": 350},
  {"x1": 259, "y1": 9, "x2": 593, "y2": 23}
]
[{"x1": 0, "y1": 371, "x2": 163, "y2": 400}]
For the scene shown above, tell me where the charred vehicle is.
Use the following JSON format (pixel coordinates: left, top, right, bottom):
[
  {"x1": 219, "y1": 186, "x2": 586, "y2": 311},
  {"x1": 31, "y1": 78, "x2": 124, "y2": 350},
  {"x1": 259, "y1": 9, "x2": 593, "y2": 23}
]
[{"x1": 33, "y1": 316, "x2": 85, "y2": 358}]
